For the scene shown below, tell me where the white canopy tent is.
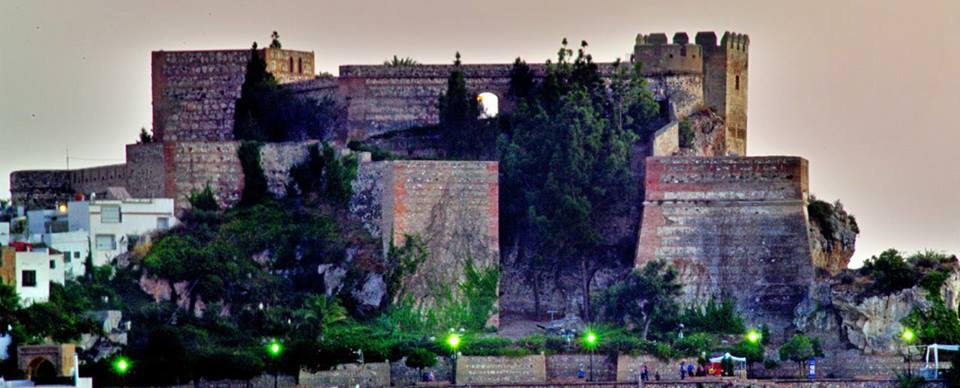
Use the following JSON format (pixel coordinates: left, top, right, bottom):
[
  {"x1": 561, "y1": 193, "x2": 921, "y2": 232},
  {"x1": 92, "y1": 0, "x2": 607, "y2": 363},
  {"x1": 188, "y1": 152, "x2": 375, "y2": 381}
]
[
  {"x1": 922, "y1": 344, "x2": 959, "y2": 380},
  {"x1": 710, "y1": 353, "x2": 747, "y2": 363}
]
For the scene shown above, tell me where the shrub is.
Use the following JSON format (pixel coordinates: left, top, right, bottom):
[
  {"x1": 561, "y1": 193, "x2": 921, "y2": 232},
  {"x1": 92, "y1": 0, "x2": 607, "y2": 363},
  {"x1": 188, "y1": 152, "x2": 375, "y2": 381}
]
[
  {"x1": 861, "y1": 249, "x2": 917, "y2": 294},
  {"x1": 673, "y1": 332, "x2": 715, "y2": 356},
  {"x1": 679, "y1": 118, "x2": 693, "y2": 148},
  {"x1": 404, "y1": 347, "x2": 437, "y2": 370}
]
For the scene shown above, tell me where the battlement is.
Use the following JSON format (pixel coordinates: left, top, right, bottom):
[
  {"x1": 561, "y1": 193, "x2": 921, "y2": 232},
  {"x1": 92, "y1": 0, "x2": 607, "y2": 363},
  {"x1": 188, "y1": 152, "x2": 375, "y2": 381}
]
[{"x1": 632, "y1": 32, "x2": 703, "y2": 75}]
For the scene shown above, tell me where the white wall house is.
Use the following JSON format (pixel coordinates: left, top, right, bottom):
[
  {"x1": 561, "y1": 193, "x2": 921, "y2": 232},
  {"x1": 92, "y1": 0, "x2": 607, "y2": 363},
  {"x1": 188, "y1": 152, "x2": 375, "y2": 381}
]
[
  {"x1": 0, "y1": 222, "x2": 9, "y2": 246},
  {"x1": 7, "y1": 248, "x2": 65, "y2": 306},
  {"x1": 86, "y1": 198, "x2": 177, "y2": 266},
  {"x1": 43, "y1": 231, "x2": 90, "y2": 278}
]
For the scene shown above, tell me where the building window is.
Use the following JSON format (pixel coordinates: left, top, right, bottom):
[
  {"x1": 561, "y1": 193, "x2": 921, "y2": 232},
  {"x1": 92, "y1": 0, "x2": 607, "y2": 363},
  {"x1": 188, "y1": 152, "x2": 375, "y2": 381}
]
[
  {"x1": 74, "y1": 251, "x2": 80, "y2": 259},
  {"x1": 298, "y1": 58, "x2": 303, "y2": 74},
  {"x1": 735, "y1": 75, "x2": 740, "y2": 90},
  {"x1": 101, "y1": 206, "x2": 121, "y2": 223},
  {"x1": 157, "y1": 217, "x2": 169, "y2": 230},
  {"x1": 22, "y1": 270, "x2": 37, "y2": 287},
  {"x1": 95, "y1": 234, "x2": 116, "y2": 251},
  {"x1": 477, "y1": 92, "x2": 499, "y2": 118},
  {"x1": 49, "y1": 260, "x2": 55, "y2": 269},
  {"x1": 64, "y1": 253, "x2": 71, "y2": 263},
  {"x1": 289, "y1": 57, "x2": 294, "y2": 72}
]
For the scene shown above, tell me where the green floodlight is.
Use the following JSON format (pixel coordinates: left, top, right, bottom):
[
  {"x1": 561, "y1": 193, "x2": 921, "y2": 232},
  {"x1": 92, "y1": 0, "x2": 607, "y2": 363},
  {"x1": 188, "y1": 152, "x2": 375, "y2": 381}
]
[
  {"x1": 902, "y1": 328, "x2": 916, "y2": 344},
  {"x1": 746, "y1": 329, "x2": 762, "y2": 344},
  {"x1": 447, "y1": 333, "x2": 462, "y2": 351},
  {"x1": 584, "y1": 330, "x2": 598, "y2": 349},
  {"x1": 267, "y1": 339, "x2": 284, "y2": 358},
  {"x1": 113, "y1": 356, "x2": 131, "y2": 375}
]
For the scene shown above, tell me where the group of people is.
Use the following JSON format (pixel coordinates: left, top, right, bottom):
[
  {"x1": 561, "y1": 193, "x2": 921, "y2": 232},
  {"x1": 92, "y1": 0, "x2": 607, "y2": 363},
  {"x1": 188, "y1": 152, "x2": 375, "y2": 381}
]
[{"x1": 635, "y1": 360, "x2": 712, "y2": 382}]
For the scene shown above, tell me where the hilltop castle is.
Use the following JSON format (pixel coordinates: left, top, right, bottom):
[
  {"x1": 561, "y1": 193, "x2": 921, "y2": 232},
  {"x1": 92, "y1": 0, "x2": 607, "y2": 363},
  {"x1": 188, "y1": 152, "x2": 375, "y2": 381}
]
[{"x1": 10, "y1": 31, "x2": 836, "y2": 338}]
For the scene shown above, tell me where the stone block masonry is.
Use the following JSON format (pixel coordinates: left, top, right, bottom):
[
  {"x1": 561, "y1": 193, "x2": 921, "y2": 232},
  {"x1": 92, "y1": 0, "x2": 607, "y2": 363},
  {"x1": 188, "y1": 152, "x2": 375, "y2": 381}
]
[
  {"x1": 351, "y1": 160, "x2": 500, "y2": 308},
  {"x1": 151, "y1": 48, "x2": 315, "y2": 143},
  {"x1": 635, "y1": 156, "x2": 814, "y2": 338}
]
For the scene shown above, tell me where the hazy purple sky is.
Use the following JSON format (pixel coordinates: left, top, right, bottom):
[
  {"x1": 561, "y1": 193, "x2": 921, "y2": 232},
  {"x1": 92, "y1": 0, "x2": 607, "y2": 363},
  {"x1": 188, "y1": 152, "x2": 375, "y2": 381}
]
[{"x1": 1, "y1": 0, "x2": 958, "y2": 267}]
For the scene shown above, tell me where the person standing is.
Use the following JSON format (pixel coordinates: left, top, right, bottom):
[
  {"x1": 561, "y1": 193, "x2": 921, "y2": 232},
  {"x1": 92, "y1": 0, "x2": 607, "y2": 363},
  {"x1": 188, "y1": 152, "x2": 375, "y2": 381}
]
[
  {"x1": 641, "y1": 365, "x2": 649, "y2": 382},
  {"x1": 680, "y1": 361, "x2": 687, "y2": 380}
]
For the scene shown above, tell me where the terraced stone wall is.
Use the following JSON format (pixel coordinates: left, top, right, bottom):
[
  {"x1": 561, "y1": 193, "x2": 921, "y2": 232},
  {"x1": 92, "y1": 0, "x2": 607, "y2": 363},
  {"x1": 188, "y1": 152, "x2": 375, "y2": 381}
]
[{"x1": 635, "y1": 156, "x2": 814, "y2": 336}]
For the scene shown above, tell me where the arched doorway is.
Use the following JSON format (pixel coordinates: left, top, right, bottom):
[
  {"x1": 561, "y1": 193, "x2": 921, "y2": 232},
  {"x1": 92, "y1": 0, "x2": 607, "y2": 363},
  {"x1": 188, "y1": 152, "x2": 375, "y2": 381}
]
[
  {"x1": 27, "y1": 356, "x2": 57, "y2": 383},
  {"x1": 477, "y1": 92, "x2": 499, "y2": 118}
]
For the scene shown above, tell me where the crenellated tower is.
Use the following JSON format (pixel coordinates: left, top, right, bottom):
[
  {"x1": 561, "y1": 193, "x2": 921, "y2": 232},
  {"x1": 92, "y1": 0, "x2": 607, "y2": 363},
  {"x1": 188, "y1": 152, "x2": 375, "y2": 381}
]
[{"x1": 697, "y1": 31, "x2": 749, "y2": 156}]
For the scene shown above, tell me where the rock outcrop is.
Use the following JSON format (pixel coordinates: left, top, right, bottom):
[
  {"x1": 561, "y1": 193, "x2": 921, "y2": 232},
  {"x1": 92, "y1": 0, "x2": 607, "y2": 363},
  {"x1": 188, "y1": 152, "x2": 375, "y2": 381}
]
[{"x1": 807, "y1": 198, "x2": 859, "y2": 275}]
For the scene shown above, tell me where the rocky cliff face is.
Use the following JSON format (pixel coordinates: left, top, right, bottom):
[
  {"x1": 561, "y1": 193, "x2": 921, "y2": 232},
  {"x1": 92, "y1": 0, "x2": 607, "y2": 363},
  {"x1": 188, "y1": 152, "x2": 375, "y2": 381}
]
[
  {"x1": 798, "y1": 269, "x2": 960, "y2": 354},
  {"x1": 808, "y1": 199, "x2": 859, "y2": 275}
]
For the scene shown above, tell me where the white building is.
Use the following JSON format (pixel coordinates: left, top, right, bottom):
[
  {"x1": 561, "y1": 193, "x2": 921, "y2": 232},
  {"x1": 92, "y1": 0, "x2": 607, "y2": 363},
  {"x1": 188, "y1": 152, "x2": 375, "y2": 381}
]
[
  {"x1": 82, "y1": 198, "x2": 177, "y2": 266},
  {"x1": 42, "y1": 231, "x2": 90, "y2": 278},
  {"x1": 1, "y1": 247, "x2": 65, "y2": 306},
  {"x1": 0, "y1": 222, "x2": 9, "y2": 246}
]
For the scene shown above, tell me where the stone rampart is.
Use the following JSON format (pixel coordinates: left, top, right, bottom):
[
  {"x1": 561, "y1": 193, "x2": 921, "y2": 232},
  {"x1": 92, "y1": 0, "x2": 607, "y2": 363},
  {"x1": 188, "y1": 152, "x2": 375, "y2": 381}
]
[
  {"x1": 457, "y1": 355, "x2": 547, "y2": 385},
  {"x1": 350, "y1": 160, "x2": 499, "y2": 308},
  {"x1": 70, "y1": 163, "x2": 127, "y2": 196},
  {"x1": 10, "y1": 170, "x2": 74, "y2": 209},
  {"x1": 635, "y1": 156, "x2": 814, "y2": 337},
  {"x1": 151, "y1": 48, "x2": 315, "y2": 143},
  {"x1": 125, "y1": 143, "x2": 166, "y2": 199}
]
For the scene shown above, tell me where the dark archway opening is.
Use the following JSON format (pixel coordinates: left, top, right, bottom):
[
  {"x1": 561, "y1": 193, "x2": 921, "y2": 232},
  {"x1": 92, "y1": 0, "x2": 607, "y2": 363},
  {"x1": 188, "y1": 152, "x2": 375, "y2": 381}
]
[{"x1": 29, "y1": 358, "x2": 58, "y2": 384}]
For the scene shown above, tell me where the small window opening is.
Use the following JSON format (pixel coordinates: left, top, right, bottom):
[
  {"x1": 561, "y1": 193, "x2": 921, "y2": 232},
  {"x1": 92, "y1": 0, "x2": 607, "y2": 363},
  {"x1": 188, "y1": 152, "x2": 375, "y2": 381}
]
[
  {"x1": 735, "y1": 75, "x2": 740, "y2": 90},
  {"x1": 288, "y1": 57, "x2": 294, "y2": 72},
  {"x1": 298, "y1": 58, "x2": 303, "y2": 74},
  {"x1": 477, "y1": 92, "x2": 499, "y2": 118}
]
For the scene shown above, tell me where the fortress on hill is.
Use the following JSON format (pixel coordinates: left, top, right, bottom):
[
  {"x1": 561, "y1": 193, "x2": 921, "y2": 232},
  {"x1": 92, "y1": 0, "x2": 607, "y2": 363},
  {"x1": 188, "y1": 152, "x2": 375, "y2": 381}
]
[{"x1": 10, "y1": 31, "x2": 830, "y2": 338}]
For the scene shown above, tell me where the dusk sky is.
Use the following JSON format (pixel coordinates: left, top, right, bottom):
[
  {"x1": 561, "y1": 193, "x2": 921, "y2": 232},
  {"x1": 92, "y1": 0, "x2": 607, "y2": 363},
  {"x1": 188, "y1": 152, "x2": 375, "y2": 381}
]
[{"x1": 1, "y1": 0, "x2": 957, "y2": 267}]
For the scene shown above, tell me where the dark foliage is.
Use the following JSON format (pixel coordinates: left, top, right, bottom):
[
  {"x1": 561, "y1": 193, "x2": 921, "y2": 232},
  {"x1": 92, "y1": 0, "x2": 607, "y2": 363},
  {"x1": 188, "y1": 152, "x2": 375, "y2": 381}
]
[{"x1": 234, "y1": 43, "x2": 336, "y2": 142}]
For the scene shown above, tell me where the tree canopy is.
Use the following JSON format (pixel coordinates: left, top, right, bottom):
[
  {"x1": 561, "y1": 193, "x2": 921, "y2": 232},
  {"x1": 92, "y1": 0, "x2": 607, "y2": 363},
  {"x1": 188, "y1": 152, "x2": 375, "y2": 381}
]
[{"x1": 498, "y1": 39, "x2": 659, "y2": 319}]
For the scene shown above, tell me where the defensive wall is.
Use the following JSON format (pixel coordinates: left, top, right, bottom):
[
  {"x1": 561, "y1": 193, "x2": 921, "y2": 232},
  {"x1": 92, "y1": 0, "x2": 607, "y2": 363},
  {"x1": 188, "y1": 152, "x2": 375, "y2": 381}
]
[
  {"x1": 151, "y1": 48, "x2": 315, "y2": 143},
  {"x1": 11, "y1": 141, "x2": 317, "y2": 211},
  {"x1": 634, "y1": 156, "x2": 815, "y2": 338},
  {"x1": 350, "y1": 159, "x2": 500, "y2": 307}
]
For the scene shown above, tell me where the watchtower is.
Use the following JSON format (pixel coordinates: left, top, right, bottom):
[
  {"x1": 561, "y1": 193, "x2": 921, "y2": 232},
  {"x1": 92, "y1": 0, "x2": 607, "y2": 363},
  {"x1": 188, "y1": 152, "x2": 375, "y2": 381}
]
[{"x1": 697, "y1": 31, "x2": 749, "y2": 156}]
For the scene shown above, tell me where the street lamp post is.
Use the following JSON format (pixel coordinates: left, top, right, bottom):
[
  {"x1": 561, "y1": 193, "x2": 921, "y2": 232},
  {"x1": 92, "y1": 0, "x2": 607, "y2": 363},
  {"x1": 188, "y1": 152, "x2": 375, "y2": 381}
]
[
  {"x1": 902, "y1": 328, "x2": 916, "y2": 376},
  {"x1": 266, "y1": 339, "x2": 284, "y2": 388},
  {"x1": 447, "y1": 331, "x2": 462, "y2": 385},
  {"x1": 112, "y1": 356, "x2": 130, "y2": 388},
  {"x1": 584, "y1": 330, "x2": 598, "y2": 382},
  {"x1": 745, "y1": 329, "x2": 762, "y2": 378}
]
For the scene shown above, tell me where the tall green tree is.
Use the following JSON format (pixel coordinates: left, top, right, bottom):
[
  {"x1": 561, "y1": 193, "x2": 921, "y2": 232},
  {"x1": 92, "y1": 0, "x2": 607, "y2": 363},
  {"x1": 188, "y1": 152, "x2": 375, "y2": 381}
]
[
  {"x1": 499, "y1": 39, "x2": 659, "y2": 319},
  {"x1": 594, "y1": 260, "x2": 682, "y2": 339},
  {"x1": 778, "y1": 334, "x2": 824, "y2": 376},
  {"x1": 438, "y1": 52, "x2": 494, "y2": 159}
]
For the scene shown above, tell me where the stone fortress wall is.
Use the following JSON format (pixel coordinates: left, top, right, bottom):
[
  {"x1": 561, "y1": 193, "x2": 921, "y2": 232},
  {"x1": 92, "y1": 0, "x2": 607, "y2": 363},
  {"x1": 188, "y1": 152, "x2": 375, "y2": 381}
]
[
  {"x1": 635, "y1": 156, "x2": 815, "y2": 338},
  {"x1": 12, "y1": 31, "x2": 746, "y2": 212},
  {"x1": 350, "y1": 160, "x2": 500, "y2": 308},
  {"x1": 150, "y1": 48, "x2": 315, "y2": 143}
]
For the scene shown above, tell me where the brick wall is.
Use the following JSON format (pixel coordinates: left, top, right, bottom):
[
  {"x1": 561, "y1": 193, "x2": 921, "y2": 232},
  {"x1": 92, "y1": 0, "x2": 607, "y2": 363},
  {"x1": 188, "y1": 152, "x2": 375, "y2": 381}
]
[{"x1": 635, "y1": 156, "x2": 814, "y2": 338}]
